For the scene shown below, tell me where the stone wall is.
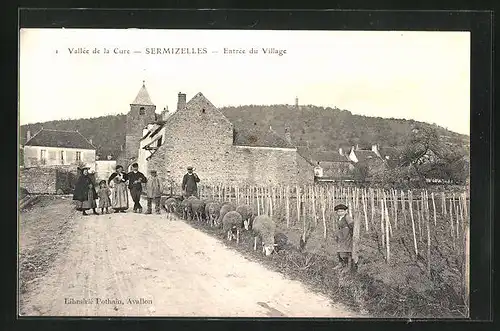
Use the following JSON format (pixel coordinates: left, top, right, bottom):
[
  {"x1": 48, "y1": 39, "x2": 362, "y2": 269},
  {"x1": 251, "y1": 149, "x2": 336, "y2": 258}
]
[{"x1": 19, "y1": 166, "x2": 80, "y2": 194}]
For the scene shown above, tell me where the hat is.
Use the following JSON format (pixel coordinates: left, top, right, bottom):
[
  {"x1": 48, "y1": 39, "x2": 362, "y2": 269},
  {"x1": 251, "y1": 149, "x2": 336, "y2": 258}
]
[
  {"x1": 334, "y1": 204, "x2": 348, "y2": 211},
  {"x1": 187, "y1": 166, "x2": 193, "y2": 170},
  {"x1": 150, "y1": 169, "x2": 157, "y2": 173}
]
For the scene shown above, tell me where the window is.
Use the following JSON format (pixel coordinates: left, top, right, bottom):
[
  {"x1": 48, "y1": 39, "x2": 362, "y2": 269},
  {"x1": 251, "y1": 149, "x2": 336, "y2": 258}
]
[
  {"x1": 76, "y1": 151, "x2": 82, "y2": 161},
  {"x1": 60, "y1": 150, "x2": 64, "y2": 163},
  {"x1": 40, "y1": 150, "x2": 46, "y2": 164},
  {"x1": 139, "y1": 107, "x2": 145, "y2": 115}
]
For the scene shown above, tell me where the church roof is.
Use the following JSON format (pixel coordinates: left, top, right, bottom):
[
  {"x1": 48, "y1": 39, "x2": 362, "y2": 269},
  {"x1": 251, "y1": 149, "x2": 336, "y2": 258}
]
[
  {"x1": 131, "y1": 82, "x2": 154, "y2": 105},
  {"x1": 24, "y1": 129, "x2": 96, "y2": 150},
  {"x1": 233, "y1": 125, "x2": 294, "y2": 149}
]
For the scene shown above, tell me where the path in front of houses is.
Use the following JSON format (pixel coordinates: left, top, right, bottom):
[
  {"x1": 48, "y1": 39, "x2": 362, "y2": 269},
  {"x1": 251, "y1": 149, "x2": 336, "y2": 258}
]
[{"x1": 20, "y1": 198, "x2": 359, "y2": 318}]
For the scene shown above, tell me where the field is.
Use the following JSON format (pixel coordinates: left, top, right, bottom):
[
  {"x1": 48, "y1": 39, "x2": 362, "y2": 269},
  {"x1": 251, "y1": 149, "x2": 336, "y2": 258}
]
[{"x1": 192, "y1": 184, "x2": 470, "y2": 318}]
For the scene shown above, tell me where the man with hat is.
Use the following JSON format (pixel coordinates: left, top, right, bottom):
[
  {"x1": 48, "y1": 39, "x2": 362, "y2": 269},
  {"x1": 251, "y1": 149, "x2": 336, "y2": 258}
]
[
  {"x1": 333, "y1": 203, "x2": 355, "y2": 271},
  {"x1": 182, "y1": 166, "x2": 200, "y2": 198}
]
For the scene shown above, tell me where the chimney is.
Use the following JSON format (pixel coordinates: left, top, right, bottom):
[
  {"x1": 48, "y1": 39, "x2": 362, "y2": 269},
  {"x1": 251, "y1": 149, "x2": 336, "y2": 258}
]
[
  {"x1": 372, "y1": 144, "x2": 381, "y2": 157},
  {"x1": 177, "y1": 92, "x2": 187, "y2": 111},
  {"x1": 355, "y1": 144, "x2": 360, "y2": 151},
  {"x1": 26, "y1": 129, "x2": 31, "y2": 141},
  {"x1": 339, "y1": 147, "x2": 343, "y2": 156},
  {"x1": 89, "y1": 138, "x2": 93, "y2": 145}
]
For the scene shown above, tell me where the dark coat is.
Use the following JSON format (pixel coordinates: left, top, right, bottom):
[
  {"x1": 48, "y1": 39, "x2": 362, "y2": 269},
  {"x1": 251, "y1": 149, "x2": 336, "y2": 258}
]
[
  {"x1": 73, "y1": 174, "x2": 97, "y2": 202},
  {"x1": 127, "y1": 171, "x2": 147, "y2": 190},
  {"x1": 182, "y1": 173, "x2": 200, "y2": 195},
  {"x1": 108, "y1": 172, "x2": 129, "y2": 185},
  {"x1": 335, "y1": 214, "x2": 354, "y2": 253}
]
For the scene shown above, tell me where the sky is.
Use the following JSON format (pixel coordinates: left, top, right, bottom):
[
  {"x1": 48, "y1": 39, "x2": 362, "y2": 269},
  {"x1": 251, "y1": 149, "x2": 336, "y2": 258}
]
[{"x1": 19, "y1": 29, "x2": 470, "y2": 135}]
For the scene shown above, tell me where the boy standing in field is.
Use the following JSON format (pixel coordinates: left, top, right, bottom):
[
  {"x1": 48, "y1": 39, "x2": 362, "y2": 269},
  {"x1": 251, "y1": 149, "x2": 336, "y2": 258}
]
[
  {"x1": 333, "y1": 203, "x2": 356, "y2": 272},
  {"x1": 145, "y1": 170, "x2": 162, "y2": 214}
]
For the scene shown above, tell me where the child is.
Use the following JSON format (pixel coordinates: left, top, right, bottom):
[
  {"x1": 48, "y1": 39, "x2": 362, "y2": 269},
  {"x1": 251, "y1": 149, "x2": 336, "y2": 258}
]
[
  {"x1": 145, "y1": 170, "x2": 162, "y2": 214},
  {"x1": 97, "y1": 180, "x2": 112, "y2": 214},
  {"x1": 333, "y1": 203, "x2": 355, "y2": 272}
]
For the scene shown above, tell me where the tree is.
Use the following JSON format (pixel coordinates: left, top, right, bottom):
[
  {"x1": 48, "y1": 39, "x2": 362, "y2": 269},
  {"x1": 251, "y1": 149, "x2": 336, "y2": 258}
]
[{"x1": 351, "y1": 163, "x2": 370, "y2": 182}]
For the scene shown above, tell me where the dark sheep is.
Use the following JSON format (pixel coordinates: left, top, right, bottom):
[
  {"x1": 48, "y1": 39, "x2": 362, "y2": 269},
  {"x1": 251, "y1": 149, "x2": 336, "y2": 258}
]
[
  {"x1": 236, "y1": 204, "x2": 254, "y2": 230},
  {"x1": 206, "y1": 202, "x2": 221, "y2": 227},
  {"x1": 190, "y1": 198, "x2": 206, "y2": 223},
  {"x1": 222, "y1": 211, "x2": 243, "y2": 243}
]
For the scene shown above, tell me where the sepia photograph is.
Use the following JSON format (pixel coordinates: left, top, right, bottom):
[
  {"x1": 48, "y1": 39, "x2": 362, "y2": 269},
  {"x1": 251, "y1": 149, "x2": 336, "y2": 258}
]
[{"x1": 18, "y1": 28, "x2": 470, "y2": 318}]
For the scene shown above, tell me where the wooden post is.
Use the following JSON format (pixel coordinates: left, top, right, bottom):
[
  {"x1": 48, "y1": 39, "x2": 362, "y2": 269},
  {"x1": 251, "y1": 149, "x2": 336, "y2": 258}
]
[
  {"x1": 416, "y1": 199, "x2": 422, "y2": 243},
  {"x1": 454, "y1": 195, "x2": 460, "y2": 240},
  {"x1": 362, "y1": 189, "x2": 369, "y2": 231},
  {"x1": 321, "y1": 188, "x2": 327, "y2": 238},
  {"x1": 285, "y1": 186, "x2": 290, "y2": 228},
  {"x1": 409, "y1": 191, "x2": 418, "y2": 256},
  {"x1": 401, "y1": 190, "x2": 407, "y2": 227},
  {"x1": 380, "y1": 194, "x2": 385, "y2": 249},
  {"x1": 383, "y1": 192, "x2": 390, "y2": 262},
  {"x1": 312, "y1": 185, "x2": 317, "y2": 226},
  {"x1": 296, "y1": 186, "x2": 300, "y2": 229},
  {"x1": 426, "y1": 199, "x2": 431, "y2": 276},
  {"x1": 431, "y1": 192, "x2": 437, "y2": 226},
  {"x1": 256, "y1": 186, "x2": 260, "y2": 216},
  {"x1": 459, "y1": 193, "x2": 465, "y2": 232},
  {"x1": 450, "y1": 196, "x2": 455, "y2": 249},
  {"x1": 463, "y1": 218, "x2": 470, "y2": 310},
  {"x1": 442, "y1": 192, "x2": 447, "y2": 216},
  {"x1": 371, "y1": 189, "x2": 375, "y2": 226}
]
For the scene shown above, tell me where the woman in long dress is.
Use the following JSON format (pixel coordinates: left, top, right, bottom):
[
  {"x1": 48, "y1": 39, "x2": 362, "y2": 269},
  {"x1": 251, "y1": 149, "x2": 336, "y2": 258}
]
[
  {"x1": 72, "y1": 166, "x2": 98, "y2": 216},
  {"x1": 108, "y1": 165, "x2": 129, "y2": 213}
]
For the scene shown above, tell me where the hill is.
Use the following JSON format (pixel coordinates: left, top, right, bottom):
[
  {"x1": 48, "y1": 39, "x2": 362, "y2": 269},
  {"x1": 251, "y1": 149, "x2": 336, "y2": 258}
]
[{"x1": 19, "y1": 105, "x2": 469, "y2": 159}]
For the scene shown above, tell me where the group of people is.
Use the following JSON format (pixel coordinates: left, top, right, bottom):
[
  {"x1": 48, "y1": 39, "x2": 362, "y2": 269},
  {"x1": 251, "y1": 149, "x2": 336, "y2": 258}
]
[{"x1": 72, "y1": 164, "x2": 200, "y2": 216}]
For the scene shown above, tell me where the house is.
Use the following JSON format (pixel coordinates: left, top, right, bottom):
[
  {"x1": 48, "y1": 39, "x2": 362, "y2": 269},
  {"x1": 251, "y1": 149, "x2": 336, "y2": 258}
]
[
  {"x1": 347, "y1": 144, "x2": 387, "y2": 176},
  {"x1": 23, "y1": 128, "x2": 96, "y2": 171},
  {"x1": 95, "y1": 154, "x2": 117, "y2": 182},
  {"x1": 128, "y1": 85, "x2": 314, "y2": 188},
  {"x1": 297, "y1": 148, "x2": 355, "y2": 182}
]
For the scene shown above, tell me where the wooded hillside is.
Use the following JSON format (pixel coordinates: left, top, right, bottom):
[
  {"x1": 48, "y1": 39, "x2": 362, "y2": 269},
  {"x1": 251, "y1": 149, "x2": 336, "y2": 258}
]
[{"x1": 19, "y1": 105, "x2": 469, "y2": 158}]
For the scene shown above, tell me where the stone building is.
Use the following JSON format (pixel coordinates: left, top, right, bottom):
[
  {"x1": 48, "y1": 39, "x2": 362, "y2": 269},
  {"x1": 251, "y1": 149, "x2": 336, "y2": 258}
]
[
  {"x1": 122, "y1": 81, "x2": 157, "y2": 167},
  {"x1": 135, "y1": 90, "x2": 314, "y2": 190},
  {"x1": 23, "y1": 128, "x2": 96, "y2": 171}
]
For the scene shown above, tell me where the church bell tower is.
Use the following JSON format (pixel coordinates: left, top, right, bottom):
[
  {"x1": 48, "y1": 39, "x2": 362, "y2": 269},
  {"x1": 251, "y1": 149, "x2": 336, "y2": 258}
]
[{"x1": 124, "y1": 81, "x2": 157, "y2": 166}]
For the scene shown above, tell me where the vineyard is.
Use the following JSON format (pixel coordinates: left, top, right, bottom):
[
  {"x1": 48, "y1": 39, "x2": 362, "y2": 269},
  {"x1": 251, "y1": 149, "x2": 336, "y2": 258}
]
[{"x1": 194, "y1": 184, "x2": 470, "y2": 317}]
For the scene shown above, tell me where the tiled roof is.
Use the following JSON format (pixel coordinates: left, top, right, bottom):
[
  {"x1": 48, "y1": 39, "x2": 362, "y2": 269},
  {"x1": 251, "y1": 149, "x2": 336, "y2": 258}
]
[
  {"x1": 24, "y1": 129, "x2": 95, "y2": 150},
  {"x1": 233, "y1": 125, "x2": 294, "y2": 149},
  {"x1": 131, "y1": 82, "x2": 154, "y2": 105},
  {"x1": 354, "y1": 150, "x2": 380, "y2": 162},
  {"x1": 297, "y1": 148, "x2": 350, "y2": 163}
]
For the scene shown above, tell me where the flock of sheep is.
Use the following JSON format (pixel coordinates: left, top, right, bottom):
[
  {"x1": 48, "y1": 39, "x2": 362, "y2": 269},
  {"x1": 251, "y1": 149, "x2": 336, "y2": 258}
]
[{"x1": 162, "y1": 195, "x2": 288, "y2": 256}]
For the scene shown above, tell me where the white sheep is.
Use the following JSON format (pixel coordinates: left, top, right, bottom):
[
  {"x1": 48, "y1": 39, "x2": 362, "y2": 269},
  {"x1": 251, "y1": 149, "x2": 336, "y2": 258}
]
[
  {"x1": 216, "y1": 203, "x2": 236, "y2": 227},
  {"x1": 206, "y1": 202, "x2": 221, "y2": 227},
  {"x1": 252, "y1": 215, "x2": 278, "y2": 256},
  {"x1": 222, "y1": 211, "x2": 244, "y2": 243}
]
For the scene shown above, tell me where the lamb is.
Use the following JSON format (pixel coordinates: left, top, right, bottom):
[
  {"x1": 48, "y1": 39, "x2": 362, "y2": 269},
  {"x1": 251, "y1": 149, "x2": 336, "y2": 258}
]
[
  {"x1": 205, "y1": 202, "x2": 221, "y2": 227},
  {"x1": 222, "y1": 211, "x2": 244, "y2": 243},
  {"x1": 274, "y1": 232, "x2": 289, "y2": 253},
  {"x1": 252, "y1": 215, "x2": 278, "y2": 256},
  {"x1": 190, "y1": 198, "x2": 206, "y2": 223},
  {"x1": 236, "y1": 204, "x2": 254, "y2": 230},
  {"x1": 181, "y1": 195, "x2": 199, "y2": 220},
  {"x1": 162, "y1": 197, "x2": 180, "y2": 219},
  {"x1": 216, "y1": 203, "x2": 236, "y2": 227}
]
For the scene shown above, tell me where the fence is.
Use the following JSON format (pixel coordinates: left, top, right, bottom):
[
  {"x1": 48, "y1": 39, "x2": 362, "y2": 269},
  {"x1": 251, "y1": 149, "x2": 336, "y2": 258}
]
[{"x1": 197, "y1": 183, "x2": 470, "y2": 306}]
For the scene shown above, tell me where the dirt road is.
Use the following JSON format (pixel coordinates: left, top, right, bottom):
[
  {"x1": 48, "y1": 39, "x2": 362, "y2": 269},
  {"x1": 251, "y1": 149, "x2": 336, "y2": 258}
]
[{"x1": 20, "y1": 198, "x2": 359, "y2": 317}]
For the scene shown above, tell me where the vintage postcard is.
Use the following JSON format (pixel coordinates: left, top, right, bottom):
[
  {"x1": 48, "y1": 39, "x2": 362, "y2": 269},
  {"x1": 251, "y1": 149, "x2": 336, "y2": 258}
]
[{"x1": 18, "y1": 28, "x2": 470, "y2": 318}]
